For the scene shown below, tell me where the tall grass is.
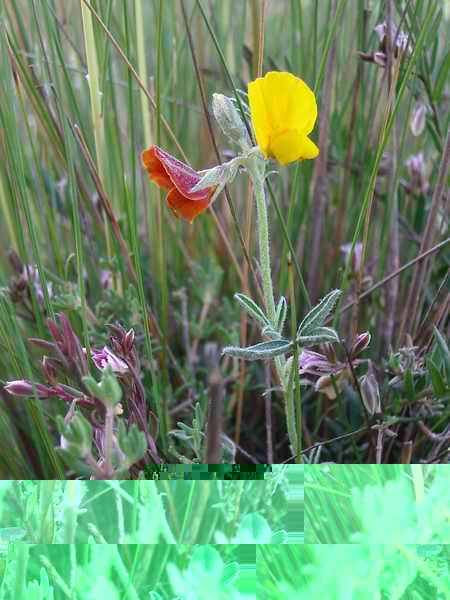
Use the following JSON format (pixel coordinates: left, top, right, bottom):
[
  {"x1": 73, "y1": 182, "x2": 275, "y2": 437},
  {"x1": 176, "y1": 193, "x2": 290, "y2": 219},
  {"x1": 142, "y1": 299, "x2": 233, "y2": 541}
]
[{"x1": 0, "y1": 0, "x2": 448, "y2": 474}]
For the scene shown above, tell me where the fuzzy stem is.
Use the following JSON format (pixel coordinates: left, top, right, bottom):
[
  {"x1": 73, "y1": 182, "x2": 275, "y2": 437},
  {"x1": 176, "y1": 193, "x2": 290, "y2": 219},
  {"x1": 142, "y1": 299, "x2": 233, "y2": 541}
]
[
  {"x1": 248, "y1": 154, "x2": 297, "y2": 452},
  {"x1": 250, "y1": 158, "x2": 277, "y2": 324}
]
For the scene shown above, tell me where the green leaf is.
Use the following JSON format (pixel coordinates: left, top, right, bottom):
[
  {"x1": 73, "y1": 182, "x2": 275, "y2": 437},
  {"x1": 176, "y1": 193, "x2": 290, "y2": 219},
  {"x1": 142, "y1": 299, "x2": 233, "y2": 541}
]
[
  {"x1": 116, "y1": 420, "x2": 146, "y2": 465},
  {"x1": 404, "y1": 369, "x2": 415, "y2": 401},
  {"x1": 433, "y1": 49, "x2": 449, "y2": 102},
  {"x1": 261, "y1": 325, "x2": 282, "y2": 340},
  {"x1": 234, "y1": 293, "x2": 271, "y2": 327},
  {"x1": 297, "y1": 326, "x2": 340, "y2": 345},
  {"x1": 222, "y1": 339, "x2": 293, "y2": 360},
  {"x1": 433, "y1": 327, "x2": 450, "y2": 384},
  {"x1": 427, "y1": 358, "x2": 446, "y2": 396},
  {"x1": 297, "y1": 289, "x2": 341, "y2": 337},
  {"x1": 275, "y1": 296, "x2": 288, "y2": 332}
]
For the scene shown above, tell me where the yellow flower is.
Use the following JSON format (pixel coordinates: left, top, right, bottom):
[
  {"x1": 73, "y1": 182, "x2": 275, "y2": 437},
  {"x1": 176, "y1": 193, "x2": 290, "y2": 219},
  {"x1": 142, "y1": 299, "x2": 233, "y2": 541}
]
[{"x1": 248, "y1": 71, "x2": 319, "y2": 165}]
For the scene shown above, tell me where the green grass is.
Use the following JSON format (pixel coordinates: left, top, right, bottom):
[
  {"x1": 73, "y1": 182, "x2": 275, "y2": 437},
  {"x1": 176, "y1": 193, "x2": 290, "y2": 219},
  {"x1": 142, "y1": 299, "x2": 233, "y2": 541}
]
[{"x1": 0, "y1": 0, "x2": 449, "y2": 475}]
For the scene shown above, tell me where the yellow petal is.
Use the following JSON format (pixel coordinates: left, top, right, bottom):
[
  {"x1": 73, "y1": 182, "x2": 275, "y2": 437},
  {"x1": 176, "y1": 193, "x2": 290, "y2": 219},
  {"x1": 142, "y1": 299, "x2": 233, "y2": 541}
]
[
  {"x1": 269, "y1": 130, "x2": 319, "y2": 165},
  {"x1": 299, "y1": 136, "x2": 320, "y2": 159},
  {"x1": 248, "y1": 71, "x2": 318, "y2": 152},
  {"x1": 248, "y1": 79, "x2": 270, "y2": 157}
]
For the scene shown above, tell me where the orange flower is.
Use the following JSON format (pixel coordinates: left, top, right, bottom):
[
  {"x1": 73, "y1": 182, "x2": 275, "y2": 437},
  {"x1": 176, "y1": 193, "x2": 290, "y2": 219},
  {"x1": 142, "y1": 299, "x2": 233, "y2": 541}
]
[{"x1": 141, "y1": 145, "x2": 215, "y2": 223}]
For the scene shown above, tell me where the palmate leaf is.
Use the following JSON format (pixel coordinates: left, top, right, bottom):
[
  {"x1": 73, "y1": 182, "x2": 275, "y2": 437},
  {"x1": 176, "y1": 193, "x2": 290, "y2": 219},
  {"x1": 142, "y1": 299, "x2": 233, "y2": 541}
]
[
  {"x1": 297, "y1": 289, "x2": 341, "y2": 337},
  {"x1": 222, "y1": 339, "x2": 293, "y2": 361}
]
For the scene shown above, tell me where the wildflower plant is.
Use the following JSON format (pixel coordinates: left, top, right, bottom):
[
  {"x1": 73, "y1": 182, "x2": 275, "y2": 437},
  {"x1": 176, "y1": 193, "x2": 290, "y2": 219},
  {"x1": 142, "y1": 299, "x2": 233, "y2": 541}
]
[{"x1": 143, "y1": 72, "x2": 342, "y2": 460}]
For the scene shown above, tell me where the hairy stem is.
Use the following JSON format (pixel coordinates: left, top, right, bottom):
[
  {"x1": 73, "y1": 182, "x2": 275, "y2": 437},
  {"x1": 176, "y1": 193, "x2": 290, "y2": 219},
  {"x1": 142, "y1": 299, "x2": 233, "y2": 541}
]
[{"x1": 248, "y1": 155, "x2": 297, "y2": 452}]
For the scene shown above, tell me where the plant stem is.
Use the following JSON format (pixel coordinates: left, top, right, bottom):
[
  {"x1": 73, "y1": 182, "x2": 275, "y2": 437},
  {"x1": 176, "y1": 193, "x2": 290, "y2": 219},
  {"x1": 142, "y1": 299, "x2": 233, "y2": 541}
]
[
  {"x1": 248, "y1": 155, "x2": 298, "y2": 453},
  {"x1": 249, "y1": 157, "x2": 276, "y2": 325},
  {"x1": 288, "y1": 255, "x2": 302, "y2": 461}
]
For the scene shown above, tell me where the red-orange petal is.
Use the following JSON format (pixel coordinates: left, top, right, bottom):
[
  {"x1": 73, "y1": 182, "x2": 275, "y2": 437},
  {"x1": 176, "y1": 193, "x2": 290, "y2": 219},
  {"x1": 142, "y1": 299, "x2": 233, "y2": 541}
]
[
  {"x1": 141, "y1": 147, "x2": 173, "y2": 191},
  {"x1": 152, "y1": 146, "x2": 212, "y2": 201},
  {"x1": 166, "y1": 187, "x2": 212, "y2": 224},
  {"x1": 141, "y1": 145, "x2": 216, "y2": 222}
]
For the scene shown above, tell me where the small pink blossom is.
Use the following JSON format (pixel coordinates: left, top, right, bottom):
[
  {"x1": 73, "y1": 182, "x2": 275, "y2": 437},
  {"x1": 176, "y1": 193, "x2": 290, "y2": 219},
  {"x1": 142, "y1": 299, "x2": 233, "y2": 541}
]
[
  {"x1": 374, "y1": 21, "x2": 410, "y2": 54},
  {"x1": 91, "y1": 346, "x2": 129, "y2": 374}
]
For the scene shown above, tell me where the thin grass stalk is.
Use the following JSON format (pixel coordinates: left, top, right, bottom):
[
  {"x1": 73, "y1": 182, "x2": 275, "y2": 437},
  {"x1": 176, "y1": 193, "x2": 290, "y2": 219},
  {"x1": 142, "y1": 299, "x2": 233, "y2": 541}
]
[
  {"x1": 155, "y1": 0, "x2": 169, "y2": 350},
  {"x1": 0, "y1": 167, "x2": 18, "y2": 251},
  {"x1": 398, "y1": 126, "x2": 450, "y2": 343},
  {"x1": 80, "y1": 0, "x2": 113, "y2": 269},
  {"x1": 333, "y1": 1, "x2": 367, "y2": 258},
  {"x1": 180, "y1": 1, "x2": 264, "y2": 305},
  {"x1": 337, "y1": 237, "x2": 450, "y2": 318},
  {"x1": 353, "y1": 57, "x2": 401, "y2": 339},
  {"x1": 333, "y1": 1, "x2": 438, "y2": 329},
  {"x1": 307, "y1": 0, "x2": 337, "y2": 303},
  {"x1": 196, "y1": 0, "x2": 310, "y2": 307}
]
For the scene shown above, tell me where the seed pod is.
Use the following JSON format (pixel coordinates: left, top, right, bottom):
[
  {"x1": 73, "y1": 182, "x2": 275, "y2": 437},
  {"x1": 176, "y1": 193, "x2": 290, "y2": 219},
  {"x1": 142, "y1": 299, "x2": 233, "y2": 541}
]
[{"x1": 360, "y1": 363, "x2": 381, "y2": 416}]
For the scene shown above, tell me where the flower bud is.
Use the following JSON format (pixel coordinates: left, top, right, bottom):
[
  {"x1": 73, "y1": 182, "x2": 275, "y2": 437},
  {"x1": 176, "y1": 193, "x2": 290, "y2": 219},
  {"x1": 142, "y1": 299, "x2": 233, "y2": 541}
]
[
  {"x1": 360, "y1": 363, "x2": 381, "y2": 416},
  {"x1": 410, "y1": 101, "x2": 427, "y2": 136},
  {"x1": 123, "y1": 328, "x2": 135, "y2": 354},
  {"x1": 42, "y1": 356, "x2": 58, "y2": 383},
  {"x1": 4, "y1": 380, "x2": 53, "y2": 398},
  {"x1": 212, "y1": 93, "x2": 251, "y2": 151},
  {"x1": 405, "y1": 152, "x2": 429, "y2": 195},
  {"x1": 340, "y1": 242, "x2": 363, "y2": 274},
  {"x1": 351, "y1": 332, "x2": 371, "y2": 357}
]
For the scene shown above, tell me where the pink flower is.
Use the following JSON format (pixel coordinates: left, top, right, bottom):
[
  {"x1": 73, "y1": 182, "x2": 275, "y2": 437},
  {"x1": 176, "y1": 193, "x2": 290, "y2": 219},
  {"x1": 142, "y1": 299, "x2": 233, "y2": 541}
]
[
  {"x1": 374, "y1": 22, "x2": 410, "y2": 54},
  {"x1": 299, "y1": 350, "x2": 340, "y2": 376},
  {"x1": 91, "y1": 347, "x2": 129, "y2": 374}
]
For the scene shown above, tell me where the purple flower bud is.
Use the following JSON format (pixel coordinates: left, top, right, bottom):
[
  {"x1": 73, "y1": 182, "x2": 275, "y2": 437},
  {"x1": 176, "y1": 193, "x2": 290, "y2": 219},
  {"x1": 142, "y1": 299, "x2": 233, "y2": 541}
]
[
  {"x1": 91, "y1": 346, "x2": 129, "y2": 374},
  {"x1": 42, "y1": 356, "x2": 58, "y2": 383},
  {"x1": 410, "y1": 101, "x2": 427, "y2": 137},
  {"x1": 351, "y1": 332, "x2": 371, "y2": 357},
  {"x1": 124, "y1": 329, "x2": 135, "y2": 353},
  {"x1": 4, "y1": 380, "x2": 53, "y2": 397},
  {"x1": 405, "y1": 153, "x2": 429, "y2": 195},
  {"x1": 100, "y1": 270, "x2": 113, "y2": 290}
]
